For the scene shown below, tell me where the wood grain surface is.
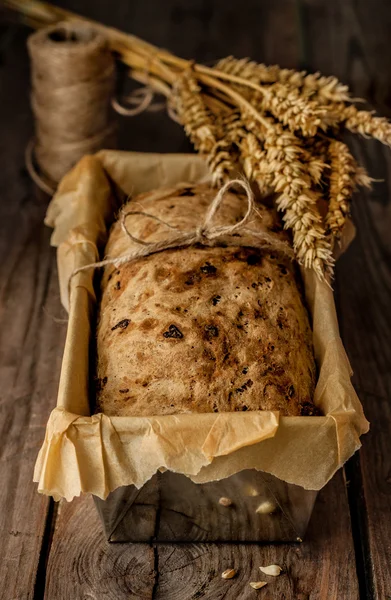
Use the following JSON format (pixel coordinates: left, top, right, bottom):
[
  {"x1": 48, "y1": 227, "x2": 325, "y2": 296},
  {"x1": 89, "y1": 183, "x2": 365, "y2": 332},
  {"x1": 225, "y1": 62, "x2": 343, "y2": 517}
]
[
  {"x1": 336, "y1": 139, "x2": 391, "y2": 600},
  {"x1": 45, "y1": 472, "x2": 358, "y2": 600},
  {"x1": 0, "y1": 0, "x2": 390, "y2": 598},
  {"x1": 0, "y1": 26, "x2": 67, "y2": 600},
  {"x1": 299, "y1": 3, "x2": 391, "y2": 597}
]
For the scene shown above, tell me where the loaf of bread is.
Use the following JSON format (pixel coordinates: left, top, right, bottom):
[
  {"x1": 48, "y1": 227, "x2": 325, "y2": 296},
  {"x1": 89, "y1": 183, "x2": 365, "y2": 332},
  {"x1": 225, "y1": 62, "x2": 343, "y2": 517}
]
[{"x1": 96, "y1": 183, "x2": 317, "y2": 417}]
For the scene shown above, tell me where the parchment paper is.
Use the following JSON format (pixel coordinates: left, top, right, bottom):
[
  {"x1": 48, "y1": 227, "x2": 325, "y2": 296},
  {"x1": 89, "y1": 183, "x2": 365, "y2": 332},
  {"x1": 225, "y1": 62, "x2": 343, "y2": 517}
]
[{"x1": 34, "y1": 151, "x2": 369, "y2": 501}]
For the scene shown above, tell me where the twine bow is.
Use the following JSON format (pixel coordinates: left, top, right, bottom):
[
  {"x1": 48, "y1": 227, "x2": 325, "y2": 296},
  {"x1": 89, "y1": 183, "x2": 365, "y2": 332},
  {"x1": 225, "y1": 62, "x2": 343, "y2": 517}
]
[{"x1": 72, "y1": 179, "x2": 294, "y2": 280}]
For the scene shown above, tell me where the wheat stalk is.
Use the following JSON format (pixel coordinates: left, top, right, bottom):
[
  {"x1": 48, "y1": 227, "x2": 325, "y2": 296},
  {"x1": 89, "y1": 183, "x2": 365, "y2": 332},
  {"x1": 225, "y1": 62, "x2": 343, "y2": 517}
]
[
  {"x1": 240, "y1": 132, "x2": 272, "y2": 195},
  {"x1": 215, "y1": 56, "x2": 351, "y2": 103},
  {"x1": 302, "y1": 138, "x2": 330, "y2": 185},
  {"x1": 244, "y1": 116, "x2": 334, "y2": 278},
  {"x1": 256, "y1": 84, "x2": 330, "y2": 137},
  {"x1": 208, "y1": 110, "x2": 246, "y2": 185},
  {"x1": 6, "y1": 0, "x2": 390, "y2": 280},
  {"x1": 326, "y1": 140, "x2": 357, "y2": 236},
  {"x1": 326, "y1": 140, "x2": 376, "y2": 237},
  {"x1": 339, "y1": 105, "x2": 391, "y2": 146},
  {"x1": 174, "y1": 69, "x2": 216, "y2": 154}
]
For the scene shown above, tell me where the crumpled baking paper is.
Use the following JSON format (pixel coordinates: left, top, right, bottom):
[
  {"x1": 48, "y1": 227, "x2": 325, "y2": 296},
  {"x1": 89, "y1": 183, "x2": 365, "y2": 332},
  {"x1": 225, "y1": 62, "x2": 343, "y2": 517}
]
[{"x1": 34, "y1": 150, "x2": 369, "y2": 501}]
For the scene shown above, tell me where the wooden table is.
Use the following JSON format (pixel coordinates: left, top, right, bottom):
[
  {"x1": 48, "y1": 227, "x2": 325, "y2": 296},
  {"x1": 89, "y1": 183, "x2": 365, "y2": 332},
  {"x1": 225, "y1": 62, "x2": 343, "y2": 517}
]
[{"x1": 0, "y1": 1, "x2": 390, "y2": 598}]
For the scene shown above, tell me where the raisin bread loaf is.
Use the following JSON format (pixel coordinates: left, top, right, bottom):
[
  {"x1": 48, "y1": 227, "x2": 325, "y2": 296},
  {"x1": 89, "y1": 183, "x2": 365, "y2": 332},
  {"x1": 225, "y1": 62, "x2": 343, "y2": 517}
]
[{"x1": 96, "y1": 183, "x2": 317, "y2": 417}]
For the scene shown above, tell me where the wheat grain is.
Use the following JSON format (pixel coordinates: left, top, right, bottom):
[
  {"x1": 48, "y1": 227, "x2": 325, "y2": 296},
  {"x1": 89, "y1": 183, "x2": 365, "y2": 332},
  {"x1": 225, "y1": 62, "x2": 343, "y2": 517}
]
[
  {"x1": 174, "y1": 69, "x2": 217, "y2": 155},
  {"x1": 258, "y1": 83, "x2": 330, "y2": 137},
  {"x1": 240, "y1": 132, "x2": 275, "y2": 196},
  {"x1": 208, "y1": 110, "x2": 246, "y2": 185},
  {"x1": 340, "y1": 105, "x2": 391, "y2": 146},
  {"x1": 244, "y1": 115, "x2": 334, "y2": 279},
  {"x1": 302, "y1": 138, "x2": 330, "y2": 185},
  {"x1": 354, "y1": 165, "x2": 374, "y2": 189},
  {"x1": 326, "y1": 140, "x2": 356, "y2": 236},
  {"x1": 215, "y1": 56, "x2": 351, "y2": 103}
]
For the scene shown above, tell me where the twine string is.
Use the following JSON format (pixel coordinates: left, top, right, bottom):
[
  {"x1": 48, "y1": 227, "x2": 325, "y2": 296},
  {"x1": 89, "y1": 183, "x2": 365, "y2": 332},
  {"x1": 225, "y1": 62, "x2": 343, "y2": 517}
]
[
  {"x1": 112, "y1": 51, "x2": 167, "y2": 118},
  {"x1": 112, "y1": 51, "x2": 179, "y2": 122},
  {"x1": 120, "y1": 209, "x2": 183, "y2": 246},
  {"x1": 71, "y1": 179, "x2": 294, "y2": 286},
  {"x1": 112, "y1": 87, "x2": 155, "y2": 116},
  {"x1": 25, "y1": 138, "x2": 57, "y2": 195},
  {"x1": 112, "y1": 85, "x2": 176, "y2": 119},
  {"x1": 27, "y1": 20, "x2": 116, "y2": 187}
]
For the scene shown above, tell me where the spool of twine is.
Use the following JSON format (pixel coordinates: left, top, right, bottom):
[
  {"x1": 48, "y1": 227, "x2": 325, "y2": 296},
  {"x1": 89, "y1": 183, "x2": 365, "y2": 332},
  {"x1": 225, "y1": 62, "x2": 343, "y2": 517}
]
[{"x1": 27, "y1": 20, "x2": 116, "y2": 188}]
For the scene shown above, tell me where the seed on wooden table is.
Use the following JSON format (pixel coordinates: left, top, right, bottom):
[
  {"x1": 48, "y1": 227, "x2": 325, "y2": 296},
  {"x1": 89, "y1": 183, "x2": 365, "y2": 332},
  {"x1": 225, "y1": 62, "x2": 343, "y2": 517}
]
[
  {"x1": 259, "y1": 564, "x2": 282, "y2": 576},
  {"x1": 243, "y1": 484, "x2": 261, "y2": 497},
  {"x1": 219, "y1": 496, "x2": 233, "y2": 507},
  {"x1": 255, "y1": 500, "x2": 276, "y2": 514},
  {"x1": 221, "y1": 568, "x2": 237, "y2": 579},
  {"x1": 249, "y1": 581, "x2": 267, "y2": 589}
]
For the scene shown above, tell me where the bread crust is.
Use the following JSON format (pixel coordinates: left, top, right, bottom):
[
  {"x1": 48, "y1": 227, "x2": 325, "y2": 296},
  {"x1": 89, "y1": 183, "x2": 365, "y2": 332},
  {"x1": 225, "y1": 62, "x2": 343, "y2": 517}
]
[{"x1": 96, "y1": 184, "x2": 317, "y2": 417}]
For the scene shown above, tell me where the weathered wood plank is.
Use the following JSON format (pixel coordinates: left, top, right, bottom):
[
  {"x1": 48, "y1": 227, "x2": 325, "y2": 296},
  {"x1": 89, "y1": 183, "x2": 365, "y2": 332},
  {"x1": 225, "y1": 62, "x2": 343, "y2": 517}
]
[
  {"x1": 45, "y1": 471, "x2": 358, "y2": 599},
  {"x1": 0, "y1": 26, "x2": 68, "y2": 600},
  {"x1": 300, "y1": 0, "x2": 391, "y2": 116},
  {"x1": 336, "y1": 140, "x2": 391, "y2": 600},
  {"x1": 0, "y1": 217, "x2": 64, "y2": 600},
  {"x1": 44, "y1": 496, "x2": 156, "y2": 600},
  {"x1": 154, "y1": 471, "x2": 358, "y2": 600},
  {"x1": 300, "y1": 1, "x2": 391, "y2": 597},
  {"x1": 52, "y1": 0, "x2": 300, "y2": 67}
]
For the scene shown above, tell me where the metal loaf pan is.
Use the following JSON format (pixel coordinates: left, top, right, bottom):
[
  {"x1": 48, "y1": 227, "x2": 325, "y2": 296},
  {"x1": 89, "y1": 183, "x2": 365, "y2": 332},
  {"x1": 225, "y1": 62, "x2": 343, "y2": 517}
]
[{"x1": 94, "y1": 469, "x2": 317, "y2": 542}]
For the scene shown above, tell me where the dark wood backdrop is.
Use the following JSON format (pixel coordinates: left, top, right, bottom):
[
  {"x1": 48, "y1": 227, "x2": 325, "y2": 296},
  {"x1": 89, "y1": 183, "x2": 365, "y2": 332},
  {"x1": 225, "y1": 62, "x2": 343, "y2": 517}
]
[{"x1": 0, "y1": 1, "x2": 390, "y2": 599}]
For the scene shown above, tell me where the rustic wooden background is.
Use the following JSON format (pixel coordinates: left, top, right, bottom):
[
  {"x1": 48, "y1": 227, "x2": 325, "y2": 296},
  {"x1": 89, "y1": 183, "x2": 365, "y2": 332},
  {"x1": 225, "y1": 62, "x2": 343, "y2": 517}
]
[{"x1": 0, "y1": 1, "x2": 390, "y2": 598}]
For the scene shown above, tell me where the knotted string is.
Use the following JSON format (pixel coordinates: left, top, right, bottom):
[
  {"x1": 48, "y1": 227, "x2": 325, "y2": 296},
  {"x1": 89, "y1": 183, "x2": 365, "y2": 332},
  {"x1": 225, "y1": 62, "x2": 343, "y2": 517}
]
[
  {"x1": 112, "y1": 51, "x2": 170, "y2": 118},
  {"x1": 71, "y1": 179, "x2": 294, "y2": 282},
  {"x1": 112, "y1": 86, "x2": 180, "y2": 122}
]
